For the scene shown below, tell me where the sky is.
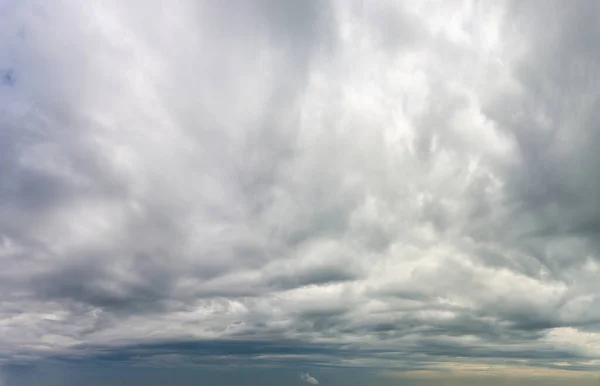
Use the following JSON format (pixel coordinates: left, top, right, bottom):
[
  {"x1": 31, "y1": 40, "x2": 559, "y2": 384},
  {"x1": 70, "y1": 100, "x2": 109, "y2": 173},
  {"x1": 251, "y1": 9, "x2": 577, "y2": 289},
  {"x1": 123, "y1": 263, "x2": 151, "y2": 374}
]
[{"x1": 1, "y1": 0, "x2": 600, "y2": 385}]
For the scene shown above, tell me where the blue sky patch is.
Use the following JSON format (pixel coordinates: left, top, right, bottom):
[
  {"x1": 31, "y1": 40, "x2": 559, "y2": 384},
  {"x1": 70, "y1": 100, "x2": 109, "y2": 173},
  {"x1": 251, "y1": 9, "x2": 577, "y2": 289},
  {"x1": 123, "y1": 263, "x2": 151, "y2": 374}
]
[{"x1": 3, "y1": 69, "x2": 15, "y2": 86}]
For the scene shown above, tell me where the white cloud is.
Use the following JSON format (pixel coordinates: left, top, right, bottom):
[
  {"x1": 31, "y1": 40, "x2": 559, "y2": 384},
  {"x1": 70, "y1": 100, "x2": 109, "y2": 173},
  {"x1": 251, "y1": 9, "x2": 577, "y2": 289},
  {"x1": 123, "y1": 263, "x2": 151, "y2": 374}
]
[{"x1": 300, "y1": 372, "x2": 319, "y2": 385}]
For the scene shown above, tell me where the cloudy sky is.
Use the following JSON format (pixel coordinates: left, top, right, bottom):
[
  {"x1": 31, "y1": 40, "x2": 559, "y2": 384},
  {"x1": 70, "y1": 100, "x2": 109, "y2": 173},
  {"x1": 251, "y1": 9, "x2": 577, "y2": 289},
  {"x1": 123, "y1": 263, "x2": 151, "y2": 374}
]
[{"x1": 1, "y1": 0, "x2": 600, "y2": 385}]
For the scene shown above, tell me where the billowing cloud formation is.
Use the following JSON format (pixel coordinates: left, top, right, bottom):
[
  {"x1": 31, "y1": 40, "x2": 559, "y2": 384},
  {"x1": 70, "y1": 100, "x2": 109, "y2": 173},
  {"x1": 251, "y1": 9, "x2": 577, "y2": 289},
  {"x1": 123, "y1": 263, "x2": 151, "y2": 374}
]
[
  {"x1": 1, "y1": 0, "x2": 600, "y2": 382},
  {"x1": 300, "y1": 372, "x2": 319, "y2": 385}
]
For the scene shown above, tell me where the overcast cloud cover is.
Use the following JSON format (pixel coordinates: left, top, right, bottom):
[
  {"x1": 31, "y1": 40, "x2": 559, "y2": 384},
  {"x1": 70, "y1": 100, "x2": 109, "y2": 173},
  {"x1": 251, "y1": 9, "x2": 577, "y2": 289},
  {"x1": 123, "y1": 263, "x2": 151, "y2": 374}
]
[{"x1": 1, "y1": 0, "x2": 600, "y2": 385}]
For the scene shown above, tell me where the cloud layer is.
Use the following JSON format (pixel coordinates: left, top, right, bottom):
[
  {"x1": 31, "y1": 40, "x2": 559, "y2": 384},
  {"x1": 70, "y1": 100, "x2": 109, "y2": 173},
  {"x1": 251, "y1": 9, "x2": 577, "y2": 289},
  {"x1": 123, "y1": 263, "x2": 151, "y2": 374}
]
[{"x1": 1, "y1": 0, "x2": 600, "y2": 382}]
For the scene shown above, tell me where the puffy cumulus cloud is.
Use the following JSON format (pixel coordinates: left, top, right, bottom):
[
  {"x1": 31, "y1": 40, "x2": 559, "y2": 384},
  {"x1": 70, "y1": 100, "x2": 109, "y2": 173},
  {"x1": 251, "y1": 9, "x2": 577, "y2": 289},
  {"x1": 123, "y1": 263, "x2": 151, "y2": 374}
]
[{"x1": 1, "y1": 0, "x2": 600, "y2": 381}]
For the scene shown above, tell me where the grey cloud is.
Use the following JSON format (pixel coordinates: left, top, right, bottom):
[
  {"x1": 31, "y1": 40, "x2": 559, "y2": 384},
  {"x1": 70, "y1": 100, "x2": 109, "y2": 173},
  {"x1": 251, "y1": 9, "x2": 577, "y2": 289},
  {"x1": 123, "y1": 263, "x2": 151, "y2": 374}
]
[
  {"x1": 1, "y1": 0, "x2": 600, "y2": 382},
  {"x1": 478, "y1": 0, "x2": 600, "y2": 326},
  {"x1": 490, "y1": 0, "x2": 600, "y2": 244}
]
